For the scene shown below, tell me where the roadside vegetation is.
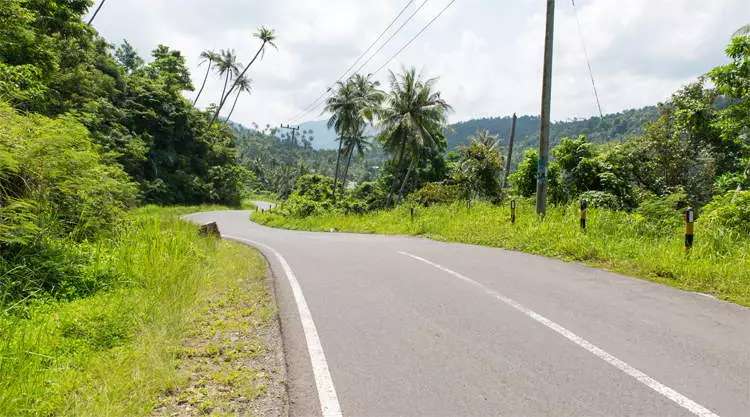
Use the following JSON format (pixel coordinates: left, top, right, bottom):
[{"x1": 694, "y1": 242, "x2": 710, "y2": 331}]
[
  {"x1": 252, "y1": 31, "x2": 750, "y2": 306},
  {"x1": 1, "y1": 1, "x2": 281, "y2": 415}
]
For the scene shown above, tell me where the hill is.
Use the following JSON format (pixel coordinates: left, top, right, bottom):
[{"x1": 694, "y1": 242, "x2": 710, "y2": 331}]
[{"x1": 298, "y1": 106, "x2": 661, "y2": 155}]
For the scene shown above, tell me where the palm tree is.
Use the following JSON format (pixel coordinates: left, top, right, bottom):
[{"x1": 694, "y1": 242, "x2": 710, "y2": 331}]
[
  {"x1": 338, "y1": 74, "x2": 383, "y2": 197},
  {"x1": 211, "y1": 27, "x2": 277, "y2": 126},
  {"x1": 225, "y1": 75, "x2": 252, "y2": 121},
  {"x1": 378, "y1": 67, "x2": 452, "y2": 204},
  {"x1": 324, "y1": 80, "x2": 359, "y2": 200},
  {"x1": 734, "y1": 24, "x2": 750, "y2": 38},
  {"x1": 87, "y1": 0, "x2": 106, "y2": 25},
  {"x1": 215, "y1": 49, "x2": 242, "y2": 107},
  {"x1": 468, "y1": 129, "x2": 500, "y2": 151},
  {"x1": 194, "y1": 50, "x2": 220, "y2": 105}
]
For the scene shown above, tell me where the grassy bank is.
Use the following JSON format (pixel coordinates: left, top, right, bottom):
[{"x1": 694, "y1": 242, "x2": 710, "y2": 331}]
[
  {"x1": 254, "y1": 201, "x2": 750, "y2": 306},
  {"x1": 0, "y1": 206, "x2": 276, "y2": 416}
]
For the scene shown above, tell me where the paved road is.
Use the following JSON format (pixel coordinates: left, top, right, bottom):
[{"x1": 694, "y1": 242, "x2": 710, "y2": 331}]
[{"x1": 186, "y1": 209, "x2": 749, "y2": 417}]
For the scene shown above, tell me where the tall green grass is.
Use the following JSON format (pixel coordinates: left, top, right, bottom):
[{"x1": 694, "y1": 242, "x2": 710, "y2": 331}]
[
  {"x1": 0, "y1": 206, "x2": 264, "y2": 416},
  {"x1": 254, "y1": 200, "x2": 750, "y2": 306}
]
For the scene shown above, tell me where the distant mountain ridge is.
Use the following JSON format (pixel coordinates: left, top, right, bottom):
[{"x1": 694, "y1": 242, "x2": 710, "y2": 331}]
[{"x1": 296, "y1": 106, "x2": 660, "y2": 152}]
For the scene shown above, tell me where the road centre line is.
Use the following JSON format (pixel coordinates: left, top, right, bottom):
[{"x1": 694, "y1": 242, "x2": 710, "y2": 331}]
[
  {"x1": 397, "y1": 250, "x2": 721, "y2": 417},
  {"x1": 225, "y1": 235, "x2": 343, "y2": 417}
]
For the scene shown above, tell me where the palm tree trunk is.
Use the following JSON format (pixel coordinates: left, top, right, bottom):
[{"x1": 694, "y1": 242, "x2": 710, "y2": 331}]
[
  {"x1": 340, "y1": 145, "x2": 355, "y2": 199},
  {"x1": 386, "y1": 140, "x2": 408, "y2": 206},
  {"x1": 332, "y1": 138, "x2": 344, "y2": 203},
  {"x1": 210, "y1": 41, "x2": 266, "y2": 126},
  {"x1": 226, "y1": 90, "x2": 241, "y2": 121},
  {"x1": 397, "y1": 158, "x2": 415, "y2": 203},
  {"x1": 87, "y1": 0, "x2": 106, "y2": 25},
  {"x1": 193, "y1": 63, "x2": 212, "y2": 105}
]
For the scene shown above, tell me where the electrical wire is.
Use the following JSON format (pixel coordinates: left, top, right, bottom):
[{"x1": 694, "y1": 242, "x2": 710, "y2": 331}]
[
  {"x1": 288, "y1": 0, "x2": 425, "y2": 124},
  {"x1": 571, "y1": 0, "x2": 604, "y2": 118},
  {"x1": 371, "y1": 0, "x2": 456, "y2": 75}
]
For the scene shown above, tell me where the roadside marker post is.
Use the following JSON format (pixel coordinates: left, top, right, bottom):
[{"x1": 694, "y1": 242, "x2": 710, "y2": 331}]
[
  {"x1": 580, "y1": 199, "x2": 587, "y2": 230},
  {"x1": 410, "y1": 207, "x2": 415, "y2": 221},
  {"x1": 685, "y1": 208, "x2": 695, "y2": 253},
  {"x1": 511, "y1": 200, "x2": 517, "y2": 224}
]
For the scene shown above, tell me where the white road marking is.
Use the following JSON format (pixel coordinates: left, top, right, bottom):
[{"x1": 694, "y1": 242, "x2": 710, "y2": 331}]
[
  {"x1": 398, "y1": 251, "x2": 721, "y2": 417},
  {"x1": 225, "y1": 235, "x2": 343, "y2": 417}
]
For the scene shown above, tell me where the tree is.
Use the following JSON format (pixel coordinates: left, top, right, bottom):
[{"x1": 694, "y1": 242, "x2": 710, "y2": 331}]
[
  {"x1": 452, "y1": 140, "x2": 504, "y2": 201},
  {"x1": 339, "y1": 73, "x2": 383, "y2": 197},
  {"x1": 733, "y1": 24, "x2": 750, "y2": 39},
  {"x1": 325, "y1": 79, "x2": 359, "y2": 200},
  {"x1": 378, "y1": 67, "x2": 452, "y2": 204},
  {"x1": 115, "y1": 40, "x2": 144, "y2": 73},
  {"x1": 194, "y1": 49, "x2": 220, "y2": 105},
  {"x1": 87, "y1": 0, "x2": 107, "y2": 25},
  {"x1": 215, "y1": 49, "x2": 241, "y2": 107},
  {"x1": 510, "y1": 149, "x2": 539, "y2": 197},
  {"x1": 468, "y1": 129, "x2": 500, "y2": 151},
  {"x1": 210, "y1": 27, "x2": 276, "y2": 126},
  {"x1": 225, "y1": 75, "x2": 252, "y2": 121}
]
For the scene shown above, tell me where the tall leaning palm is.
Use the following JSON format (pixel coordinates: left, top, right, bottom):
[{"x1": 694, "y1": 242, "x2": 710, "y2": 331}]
[
  {"x1": 378, "y1": 67, "x2": 452, "y2": 205},
  {"x1": 324, "y1": 80, "x2": 359, "y2": 201},
  {"x1": 338, "y1": 74, "x2": 383, "y2": 197},
  {"x1": 225, "y1": 76, "x2": 252, "y2": 121},
  {"x1": 215, "y1": 49, "x2": 242, "y2": 107},
  {"x1": 194, "y1": 50, "x2": 220, "y2": 105},
  {"x1": 210, "y1": 27, "x2": 277, "y2": 126}
]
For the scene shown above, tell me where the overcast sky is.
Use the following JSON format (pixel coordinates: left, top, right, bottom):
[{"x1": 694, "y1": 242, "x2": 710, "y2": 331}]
[{"x1": 87, "y1": 0, "x2": 748, "y2": 127}]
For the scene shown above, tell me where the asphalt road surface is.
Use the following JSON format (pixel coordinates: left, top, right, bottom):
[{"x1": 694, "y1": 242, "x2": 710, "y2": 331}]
[{"x1": 186, "y1": 207, "x2": 749, "y2": 417}]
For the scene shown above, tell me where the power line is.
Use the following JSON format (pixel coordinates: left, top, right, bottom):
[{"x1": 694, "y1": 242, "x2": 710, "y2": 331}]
[
  {"x1": 289, "y1": 0, "x2": 430, "y2": 124},
  {"x1": 371, "y1": 0, "x2": 457, "y2": 75},
  {"x1": 287, "y1": 0, "x2": 416, "y2": 123},
  {"x1": 571, "y1": 0, "x2": 603, "y2": 118}
]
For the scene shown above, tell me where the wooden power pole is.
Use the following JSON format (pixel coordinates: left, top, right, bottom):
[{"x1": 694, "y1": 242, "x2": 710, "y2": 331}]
[
  {"x1": 502, "y1": 113, "x2": 517, "y2": 189},
  {"x1": 536, "y1": 0, "x2": 555, "y2": 217},
  {"x1": 279, "y1": 124, "x2": 300, "y2": 146}
]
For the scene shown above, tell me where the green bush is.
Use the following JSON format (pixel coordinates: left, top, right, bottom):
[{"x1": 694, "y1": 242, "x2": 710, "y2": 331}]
[
  {"x1": 579, "y1": 190, "x2": 620, "y2": 210},
  {"x1": 342, "y1": 181, "x2": 387, "y2": 213},
  {"x1": 283, "y1": 174, "x2": 335, "y2": 217},
  {"x1": 701, "y1": 190, "x2": 750, "y2": 235},
  {"x1": 0, "y1": 103, "x2": 136, "y2": 307},
  {"x1": 408, "y1": 182, "x2": 461, "y2": 206}
]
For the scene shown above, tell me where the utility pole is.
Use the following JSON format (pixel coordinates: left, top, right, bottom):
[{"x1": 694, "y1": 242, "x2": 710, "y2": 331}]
[
  {"x1": 279, "y1": 124, "x2": 300, "y2": 146},
  {"x1": 502, "y1": 113, "x2": 517, "y2": 190},
  {"x1": 536, "y1": 0, "x2": 555, "y2": 217}
]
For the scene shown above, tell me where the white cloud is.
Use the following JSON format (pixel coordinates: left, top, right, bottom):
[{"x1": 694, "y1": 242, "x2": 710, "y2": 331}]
[{"x1": 88, "y1": 0, "x2": 749, "y2": 128}]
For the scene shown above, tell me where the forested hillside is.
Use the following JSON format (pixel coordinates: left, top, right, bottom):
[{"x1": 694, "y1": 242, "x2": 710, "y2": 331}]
[{"x1": 447, "y1": 106, "x2": 660, "y2": 165}]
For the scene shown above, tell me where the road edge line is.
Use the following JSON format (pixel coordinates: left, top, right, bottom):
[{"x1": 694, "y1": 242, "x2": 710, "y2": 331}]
[
  {"x1": 226, "y1": 235, "x2": 343, "y2": 417},
  {"x1": 397, "y1": 250, "x2": 721, "y2": 417}
]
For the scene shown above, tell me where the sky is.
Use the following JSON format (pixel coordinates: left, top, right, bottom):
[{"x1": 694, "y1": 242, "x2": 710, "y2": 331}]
[{"x1": 87, "y1": 0, "x2": 748, "y2": 127}]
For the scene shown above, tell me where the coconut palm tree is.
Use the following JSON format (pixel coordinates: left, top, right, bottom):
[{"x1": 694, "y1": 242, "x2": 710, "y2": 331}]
[
  {"x1": 215, "y1": 49, "x2": 242, "y2": 107},
  {"x1": 211, "y1": 27, "x2": 277, "y2": 126},
  {"x1": 378, "y1": 67, "x2": 452, "y2": 204},
  {"x1": 225, "y1": 75, "x2": 252, "y2": 121},
  {"x1": 338, "y1": 74, "x2": 383, "y2": 197},
  {"x1": 324, "y1": 80, "x2": 359, "y2": 200},
  {"x1": 194, "y1": 50, "x2": 220, "y2": 105},
  {"x1": 734, "y1": 24, "x2": 750, "y2": 38},
  {"x1": 87, "y1": 0, "x2": 106, "y2": 25},
  {"x1": 468, "y1": 129, "x2": 500, "y2": 151}
]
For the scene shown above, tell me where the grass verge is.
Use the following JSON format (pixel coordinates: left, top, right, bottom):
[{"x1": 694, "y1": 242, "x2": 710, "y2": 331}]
[
  {"x1": 0, "y1": 206, "x2": 282, "y2": 416},
  {"x1": 253, "y1": 200, "x2": 749, "y2": 306}
]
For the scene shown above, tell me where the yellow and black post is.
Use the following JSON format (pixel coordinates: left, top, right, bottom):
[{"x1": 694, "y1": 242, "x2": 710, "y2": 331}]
[
  {"x1": 580, "y1": 199, "x2": 587, "y2": 230},
  {"x1": 685, "y1": 207, "x2": 695, "y2": 253},
  {"x1": 410, "y1": 207, "x2": 415, "y2": 221},
  {"x1": 511, "y1": 200, "x2": 517, "y2": 224}
]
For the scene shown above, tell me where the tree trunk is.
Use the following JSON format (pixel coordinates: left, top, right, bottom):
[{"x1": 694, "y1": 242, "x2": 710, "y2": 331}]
[
  {"x1": 210, "y1": 42, "x2": 266, "y2": 126},
  {"x1": 386, "y1": 140, "x2": 408, "y2": 206},
  {"x1": 397, "y1": 158, "x2": 415, "y2": 203},
  {"x1": 87, "y1": 0, "x2": 106, "y2": 25},
  {"x1": 340, "y1": 145, "x2": 355, "y2": 199},
  {"x1": 226, "y1": 90, "x2": 241, "y2": 121},
  {"x1": 332, "y1": 138, "x2": 344, "y2": 203},
  {"x1": 193, "y1": 63, "x2": 212, "y2": 105}
]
